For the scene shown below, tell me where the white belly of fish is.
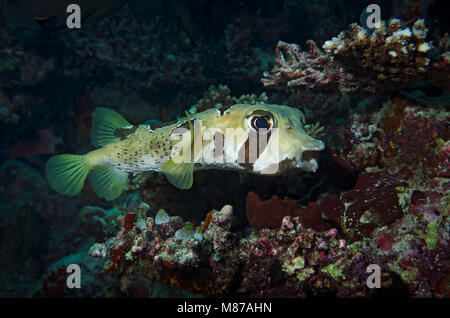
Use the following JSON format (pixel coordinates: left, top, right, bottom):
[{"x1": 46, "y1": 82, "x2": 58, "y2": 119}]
[{"x1": 105, "y1": 155, "x2": 165, "y2": 174}]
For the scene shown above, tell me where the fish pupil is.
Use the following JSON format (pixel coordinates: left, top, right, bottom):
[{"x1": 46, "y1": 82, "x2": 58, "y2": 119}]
[{"x1": 254, "y1": 117, "x2": 269, "y2": 129}]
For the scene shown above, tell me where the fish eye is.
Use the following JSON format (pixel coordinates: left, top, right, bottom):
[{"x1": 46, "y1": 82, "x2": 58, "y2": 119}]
[
  {"x1": 249, "y1": 114, "x2": 273, "y2": 132},
  {"x1": 254, "y1": 117, "x2": 269, "y2": 129}
]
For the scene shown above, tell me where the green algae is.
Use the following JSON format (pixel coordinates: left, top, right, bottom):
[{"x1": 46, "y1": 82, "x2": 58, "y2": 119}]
[
  {"x1": 400, "y1": 267, "x2": 418, "y2": 283},
  {"x1": 321, "y1": 263, "x2": 343, "y2": 279},
  {"x1": 296, "y1": 268, "x2": 315, "y2": 282},
  {"x1": 282, "y1": 256, "x2": 305, "y2": 275},
  {"x1": 425, "y1": 221, "x2": 439, "y2": 249}
]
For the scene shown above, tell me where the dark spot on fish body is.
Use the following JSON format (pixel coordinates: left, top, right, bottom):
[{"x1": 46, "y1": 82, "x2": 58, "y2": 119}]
[
  {"x1": 218, "y1": 104, "x2": 233, "y2": 115},
  {"x1": 115, "y1": 126, "x2": 138, "y2": 140},
  {"x1": 177, "y1": 121, "x2": 190, "y2": 131}
]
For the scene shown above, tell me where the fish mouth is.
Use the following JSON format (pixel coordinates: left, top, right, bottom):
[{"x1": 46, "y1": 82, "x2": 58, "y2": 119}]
[
  {"x1": 294, "y1": 141, "x2": 325, "y2": 172},
  {"x1": 295, "y1": 151, "x2": 320, "y2": 172}
]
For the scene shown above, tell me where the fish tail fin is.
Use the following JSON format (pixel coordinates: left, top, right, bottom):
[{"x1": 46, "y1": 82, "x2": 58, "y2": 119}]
[
  {"x1": 45, "y1": 154, "x2": 90, "y2": 197},
  {"x1": 90, "y1": 107, "x2": 132, "y2": 147},
  {"x1": 88, "y1": 164, "x2": 128, "y2": 201},
  {"x1": 47, "y1": 108, "x2": 131, "y2": 200}
]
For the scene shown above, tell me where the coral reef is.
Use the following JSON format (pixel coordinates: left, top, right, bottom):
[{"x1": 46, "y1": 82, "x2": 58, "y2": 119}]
[
  {"x1": 89, "y1": 200, "x2": 240, "y2": 295},
  {"x1": 87, "y1": 188, "x2": 448, "y2": 297},
  {"x1": 246, "y1": 191, "x2": 329, "y2": 232},
  {"x1": 322, "y1": 19, "x2": 433, "y2": 87},
  {"x1": 261, "y1": 40, "x2": 354, "y2": 93},
  {"x1": 237, "y1": 218, "x2": 381, "y2": 297},
  {"x1": 262, "y1": 19, "x2": 449, "y2": 94},
  {"x1": 329, "y1": 97, "x2": 449, "y2": 178}
]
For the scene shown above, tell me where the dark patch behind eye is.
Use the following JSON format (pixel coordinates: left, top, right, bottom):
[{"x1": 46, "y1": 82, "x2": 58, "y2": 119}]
[{"x1": 237, "y1": 129, "x2": 272, "y2": 168}]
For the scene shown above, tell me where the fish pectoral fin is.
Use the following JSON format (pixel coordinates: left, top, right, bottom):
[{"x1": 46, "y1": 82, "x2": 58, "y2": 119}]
[
  {"x1": 161, "y1": 113, "x2": 195, "y2": 190},
  {"x1": 88, "y1": 164, "x2": 128, "y2": 201},
  {"x1": 90, "y1": 107, "x2": 132, "y2": 148},
  {"x1": 161, "y1": 158, "x2": 194, "y2": 190}
]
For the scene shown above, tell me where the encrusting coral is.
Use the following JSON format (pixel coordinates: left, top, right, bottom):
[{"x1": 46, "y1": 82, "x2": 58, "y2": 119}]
[
  {"x1": 262, "y1": 18, "x2": 449, "y2": 94},
  {"x1": 322, "y1": 19, "x2": 432, "y2": 87},
  {"x1": 86, "y1": 186, "x2": 448, "y2": 297},
  {"x1": 261, "y1": 40, "x2": 351, "y2": 92}
]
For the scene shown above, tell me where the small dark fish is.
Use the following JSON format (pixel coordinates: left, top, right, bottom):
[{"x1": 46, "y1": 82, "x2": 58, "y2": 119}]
[{"x1": 1, "y1": 0, "x2": 127, "y2": 31}]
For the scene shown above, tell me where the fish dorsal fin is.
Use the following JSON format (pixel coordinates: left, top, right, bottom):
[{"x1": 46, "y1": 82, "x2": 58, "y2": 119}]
[
  {"x1": 88, "y1": 164, "x2": 128, "y2": 201},
  {"x1": 161, "y1": 111, "x2": 194, "y2": 190},
  {"x1": 90, "y1": 107, "x2": 132, "y2": 147},
  {"x1": 185, "y1": 111, "x2": 194, "y2": 140}
]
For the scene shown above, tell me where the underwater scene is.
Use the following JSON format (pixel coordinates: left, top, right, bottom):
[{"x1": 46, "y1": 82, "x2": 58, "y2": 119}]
[{"x1": 0, "y1": 0, "x2": 449, "y2": 300}]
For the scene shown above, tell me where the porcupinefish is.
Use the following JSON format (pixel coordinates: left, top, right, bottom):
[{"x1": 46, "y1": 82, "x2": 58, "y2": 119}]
[{"x1": 45, "y1": 104, "x2": 325, "y2": 200}]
